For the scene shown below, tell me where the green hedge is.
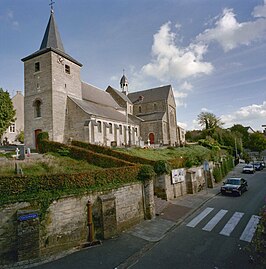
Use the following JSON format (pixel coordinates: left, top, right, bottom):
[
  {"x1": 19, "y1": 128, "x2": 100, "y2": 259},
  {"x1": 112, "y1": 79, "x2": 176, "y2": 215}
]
[
  {"x1": 39, "y1": 140, "x2": 134, "y2": 168},
  {"x1": 71, "y1": 140, "x2": 155, "y2": 166},
  {"x1": 0, "y1": 165, "x2": 152, "y2": 208},
  {"x1": 213, "y1": 156, "x2": 234, "y2": 183}
]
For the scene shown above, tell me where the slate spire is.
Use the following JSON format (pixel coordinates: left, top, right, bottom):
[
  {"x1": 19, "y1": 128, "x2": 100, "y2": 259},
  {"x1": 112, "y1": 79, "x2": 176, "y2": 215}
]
[{"x1": 40, "y1": 10, "x2": 65, "y2": 52}]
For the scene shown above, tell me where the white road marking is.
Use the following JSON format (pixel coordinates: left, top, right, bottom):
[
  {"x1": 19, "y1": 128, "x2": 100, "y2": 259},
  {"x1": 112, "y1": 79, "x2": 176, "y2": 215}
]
[
  {"x1": 186, "y1": 207, "x2": 214, "y2": 228},
  {"x1": 219, "y1": 212, "x2": 244, "y2": 236},
  {"x1": 202, "y1": 209, "x2": 228, "y2": 232},
  {"x1": 240, "y1": 215, "x2": 261, "y2": 242}
]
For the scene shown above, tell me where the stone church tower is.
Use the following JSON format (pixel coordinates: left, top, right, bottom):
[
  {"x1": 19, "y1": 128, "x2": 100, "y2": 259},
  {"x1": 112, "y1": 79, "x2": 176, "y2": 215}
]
[{"x1": 22, "y1": 9, "x2": 82, "y2": 149}]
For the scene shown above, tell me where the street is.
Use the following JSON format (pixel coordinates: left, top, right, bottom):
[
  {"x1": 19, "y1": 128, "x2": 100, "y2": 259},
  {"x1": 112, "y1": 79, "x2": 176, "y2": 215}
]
[
  {"x1": 33, "y1": 165, "x2": 266, "y2": 269},
  {"x1": 130, "y1": 167, "x2": 266, "y2": 269}
]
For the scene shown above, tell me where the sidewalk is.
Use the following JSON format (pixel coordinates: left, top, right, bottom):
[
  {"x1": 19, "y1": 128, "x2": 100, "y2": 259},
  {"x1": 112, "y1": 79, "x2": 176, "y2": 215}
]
[
  {"x1": 128, "y1": 163, "x2": 243, "y2": 243},
  {"x1": 12, "y1": 165, "x2": 243, "y2": 269},
  {"x1": 128, "y1": 181, "x2": 222, "y2": 243}
]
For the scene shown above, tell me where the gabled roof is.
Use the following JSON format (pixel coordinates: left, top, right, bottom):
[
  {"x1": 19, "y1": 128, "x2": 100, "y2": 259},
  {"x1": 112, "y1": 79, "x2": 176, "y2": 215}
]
[
  {"x1": 128, "y1": 85, "x2": 171, "y2": 104},
  {"x1": 82, "y1": 82, "x2": 120, "y2": 108},
  {"x1": 106, "y1": 86, "x2": 132, "y2": 104},
  {"x1": 138, "y1": 112, "x2": 166, "y2": 121},
  {"x1": 69, "y1": 96, "x2": 137, "y2": 124}
]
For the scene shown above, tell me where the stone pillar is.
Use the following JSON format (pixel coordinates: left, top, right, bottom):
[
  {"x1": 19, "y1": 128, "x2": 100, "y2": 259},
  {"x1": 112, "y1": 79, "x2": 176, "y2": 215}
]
[
  {"x1": 143, "y1": 179, "x2": 155, "y2": 219},
  {"x1": 99, "y1": 194, "x2": 117, "y2": 239},
  {"x1": 17, "y1": 209, "x2": 40, "y2": 262},
  {"x1": 186, "y1": 171, "x2": 197, "y2": 194}
]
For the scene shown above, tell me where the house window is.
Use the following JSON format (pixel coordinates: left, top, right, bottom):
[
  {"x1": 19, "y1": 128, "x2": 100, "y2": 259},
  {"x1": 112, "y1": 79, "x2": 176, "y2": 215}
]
[
  {"x1": 33, "y1": 99, "x2": 42, "y2": 118},
  {"x1": 138, "y1": 106, "x2": 142, "y2": 113},
  {"x1": 135, "y1": 128, "x2": 138, "y2": 135},
  {"x1": 119, "y1": 125, "x2": 122, "y2": 135},
  {"x1": 9, "y1": 124, "x2": 15, "y2": 133},
  {"x1": 35, "y1": 62, "x2": 40, "y2": 72},
  {"x1": 97, "y1": 121, "x2": 102, "y2": 133},
  {"x1": 109, "y1": 123, "x2": 113, "y2": 134},
  {"x1": 65, "y1": 64, "x2": 70, "y2": 74}
]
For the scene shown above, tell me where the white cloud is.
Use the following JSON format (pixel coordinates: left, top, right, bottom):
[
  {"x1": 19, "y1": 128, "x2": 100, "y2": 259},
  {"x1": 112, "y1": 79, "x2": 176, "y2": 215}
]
[
  {"x1": 201, "y1": 107, "x2": 212, "y2": 112},
  {"x1": 141, "y1": 22, "x2": 213, "y2": 81},
  {"x1": 0, "y1": 9, "x2": 19, "y2": 28},
  {"x1": 253, "y1": 0, "x2": 266, "y2": 18},
  {"x1": 221, "y1": 101, "x2": 266, "y2": 127},
  {"x1": 197, "y1": 4, "x2": 266, "y2": 52},
  {"x1": 180, "y1": 81, "x2": 193, "y2": 91}
]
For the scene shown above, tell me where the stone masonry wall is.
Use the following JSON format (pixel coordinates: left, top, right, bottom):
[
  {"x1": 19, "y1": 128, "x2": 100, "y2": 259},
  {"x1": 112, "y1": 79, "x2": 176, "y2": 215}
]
[{"x1": 0, "y1": 182, "x2": 149, "y2": 266}]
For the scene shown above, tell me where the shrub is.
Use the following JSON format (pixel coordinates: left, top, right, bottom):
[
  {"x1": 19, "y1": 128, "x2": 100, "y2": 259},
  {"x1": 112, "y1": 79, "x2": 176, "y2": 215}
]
[
  {"x1": 154, "y1": 160, "x2": 171, "y2": 175},
  {"x1": 37, "y1": 132, "x2": 49, "y2": 153},
  {"x1": 138, "y1": 165, "x2": 156, "y2": 182},
  {"x1": 213, "y1": 166, "x2": 223, "y2": 182}
]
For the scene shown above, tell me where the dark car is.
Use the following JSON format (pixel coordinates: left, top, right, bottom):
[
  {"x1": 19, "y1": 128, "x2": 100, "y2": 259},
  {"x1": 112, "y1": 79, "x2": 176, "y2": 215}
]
[
  {"x1": 221, "y1": 177, "x2": 248, "y2": 196},
  {"x1": 253, "y1": 162, "x2": 263, "y2": 171}
]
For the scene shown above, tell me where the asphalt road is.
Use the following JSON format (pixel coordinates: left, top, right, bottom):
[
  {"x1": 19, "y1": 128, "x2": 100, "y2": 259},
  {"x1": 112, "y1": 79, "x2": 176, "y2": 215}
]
[{"x1": 130, "y1": 167, "x2": 266, "y2": 269}]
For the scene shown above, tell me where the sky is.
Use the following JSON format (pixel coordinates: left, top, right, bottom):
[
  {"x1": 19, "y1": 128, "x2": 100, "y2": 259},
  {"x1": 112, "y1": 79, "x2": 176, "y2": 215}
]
[{"x1": 1, "y1": 0, "x2": 266, "y2": 132}]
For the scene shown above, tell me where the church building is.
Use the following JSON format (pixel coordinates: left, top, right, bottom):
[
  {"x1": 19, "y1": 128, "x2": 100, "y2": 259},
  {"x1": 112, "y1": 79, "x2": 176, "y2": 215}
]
[{"x1": 22, "y1": 8, "x2": 185, "y2": 149}]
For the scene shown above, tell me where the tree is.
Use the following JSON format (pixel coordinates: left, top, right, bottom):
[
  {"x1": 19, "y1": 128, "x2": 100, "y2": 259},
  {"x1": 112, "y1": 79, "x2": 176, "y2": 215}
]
[
  {"x1": 247, "y1": 132, "x2": 266, "y2": 154},
  {"x1": 0, "y1": 88, "x2": 16, "y2": 138},
  {"x1": 230, "y1": 124, "x2": 249, "y2": 147},
  {"x1": 197, "y1": 112, "x2": 223, "y2": 130}
]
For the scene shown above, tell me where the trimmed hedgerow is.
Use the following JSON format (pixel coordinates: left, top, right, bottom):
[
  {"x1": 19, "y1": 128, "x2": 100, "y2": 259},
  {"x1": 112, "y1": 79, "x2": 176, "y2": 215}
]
[
  {"x1": 213, "y1": 156, "x2": 234, "y2": 183},
  {"x1": 39, "y1": 140, "x2": 134, "y2": 168},
  {"x1": 0, "y1": 165, "x2": 146, "y2": 218},
  {"x1": 71, "y1": 140, "x2": 155, "y2": 166}
]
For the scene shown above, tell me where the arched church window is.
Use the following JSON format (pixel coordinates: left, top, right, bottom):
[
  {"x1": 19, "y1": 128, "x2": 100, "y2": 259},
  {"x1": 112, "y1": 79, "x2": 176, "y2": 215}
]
[{"x1": 33, "y1": 99, "x2": 42, "y2": 118}]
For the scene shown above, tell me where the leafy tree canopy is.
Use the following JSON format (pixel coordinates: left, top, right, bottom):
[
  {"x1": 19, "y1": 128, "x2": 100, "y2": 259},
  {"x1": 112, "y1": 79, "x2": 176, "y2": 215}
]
[
  {"x1": 230, "y1": 124, "x2": 249, "y2": 147},
  {"x1": 0, "y1": 88, "x2": 16, "y2": 138},
  {"x1": 248, "y1": 132, "x2": 266, "y2": 153},
  {"x1": 197, "y1": 112, "x2": 223, "y2": 130}
]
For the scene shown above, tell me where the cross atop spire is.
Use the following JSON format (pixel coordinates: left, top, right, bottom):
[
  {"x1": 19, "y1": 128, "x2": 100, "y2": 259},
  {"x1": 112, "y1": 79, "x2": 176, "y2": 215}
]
[{"x1": 49, "y1": 0, "x2": 55, "y2": 13}]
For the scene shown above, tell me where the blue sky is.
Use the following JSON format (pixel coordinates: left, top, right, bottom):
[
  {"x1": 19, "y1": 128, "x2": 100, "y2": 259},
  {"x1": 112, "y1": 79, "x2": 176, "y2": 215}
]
[{"x1": 1, "y1": 0, "x2": 266, "y2": 131}]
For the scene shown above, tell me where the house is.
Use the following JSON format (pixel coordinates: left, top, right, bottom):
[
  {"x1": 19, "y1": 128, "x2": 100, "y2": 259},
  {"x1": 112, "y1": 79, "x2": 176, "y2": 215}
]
[{"x1": 1, "y1": 91, "x2": 24, "y2": 145}]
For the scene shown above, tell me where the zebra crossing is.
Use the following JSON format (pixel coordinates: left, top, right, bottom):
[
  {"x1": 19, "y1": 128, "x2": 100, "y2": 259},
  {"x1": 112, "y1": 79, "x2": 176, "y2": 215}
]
[{"x1": 186, "y1": 207, "x2": 261, "y2": 242}]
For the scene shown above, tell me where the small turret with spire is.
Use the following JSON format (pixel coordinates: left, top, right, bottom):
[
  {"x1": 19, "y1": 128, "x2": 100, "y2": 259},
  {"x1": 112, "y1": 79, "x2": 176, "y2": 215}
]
[{"x1": 120, "y1": 69, "x2": 129, "y2": 95}]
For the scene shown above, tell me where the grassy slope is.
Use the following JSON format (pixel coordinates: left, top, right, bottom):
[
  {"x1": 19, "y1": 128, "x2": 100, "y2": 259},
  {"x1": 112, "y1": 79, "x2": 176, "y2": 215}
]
[
  {"x1": 0, "y1": 152, "x2": 102, "y2": 176},
  {"x1": 115, "y1": 145, "x2": 213, "y2": 161}
]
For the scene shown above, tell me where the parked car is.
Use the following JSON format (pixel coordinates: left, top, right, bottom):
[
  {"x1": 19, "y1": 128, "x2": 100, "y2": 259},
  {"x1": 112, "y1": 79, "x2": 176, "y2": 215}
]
[
  {"x1": 257, "y1": 161, "x2": 265, "y2": 169},
  {"x1": 221, "y1": 178, "x2": 248, "y2": 196},
  {"x1": 242, "y1": 164, "x2": 255, "y2": 174},
  {"x1": 253, "y1": 162, "x2": 263, "y2": 171}
]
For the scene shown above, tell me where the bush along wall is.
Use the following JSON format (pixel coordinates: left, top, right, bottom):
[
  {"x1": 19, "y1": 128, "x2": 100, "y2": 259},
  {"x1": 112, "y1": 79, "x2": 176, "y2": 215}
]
[
  {"x1": 71, "y1": 140, "x2": 156, "y2": 166},
  {"x1": 38, "y1": 139, "x2": 134, "y2": 168},
  {"x1": 0, "y1": 165, "x2": 145, "y2": 216},
  {"x1": 213, "y1": 156, "x2": 234, "y2": 183}
]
